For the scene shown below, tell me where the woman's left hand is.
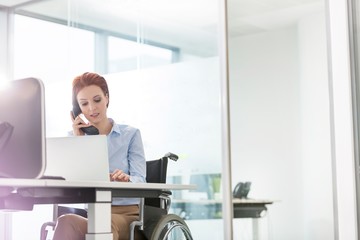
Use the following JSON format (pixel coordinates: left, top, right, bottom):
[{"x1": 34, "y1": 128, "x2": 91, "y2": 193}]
[{"x1": 110, "y1": 169, "x2": 130, "y2": 182}]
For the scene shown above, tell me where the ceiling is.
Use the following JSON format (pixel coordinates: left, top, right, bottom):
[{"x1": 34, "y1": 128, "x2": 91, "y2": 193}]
[{"x1": 0, "y1": 0, "x2": 324, "y2": 56}]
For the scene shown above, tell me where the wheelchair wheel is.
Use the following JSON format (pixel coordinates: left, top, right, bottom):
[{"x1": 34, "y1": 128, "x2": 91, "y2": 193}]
[{"x1": 150, "y1": 214, "x2": 193, "y2": 240}]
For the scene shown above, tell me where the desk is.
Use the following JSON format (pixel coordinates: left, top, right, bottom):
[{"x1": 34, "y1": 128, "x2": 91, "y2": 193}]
[
  {"x1": 233, "y1": 199, "x2": 273, "y2": 240},
  {"x1": 0, "y1": 179, "x2": 195, "y2": 240},
  {"x1": 171, "y1": 198, "x2": 273, "y2": 219},
  {"x1": 171, "y1": 198, "x2": 273, "y2": 239},
  {"x1": 233, "y1": 198, "x2": 273, "y2": 218}
]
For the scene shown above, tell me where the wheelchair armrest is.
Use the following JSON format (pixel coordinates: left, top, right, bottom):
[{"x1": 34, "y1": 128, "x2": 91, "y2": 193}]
[
  {"x1": 160, "y1": 190, "x2": 172, "y2": 196},
  {"x1": 40, "y1": 221, "x2": 56, "y2": 240}
]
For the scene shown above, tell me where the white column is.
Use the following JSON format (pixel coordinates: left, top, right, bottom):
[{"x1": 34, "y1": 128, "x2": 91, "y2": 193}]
[
  {"x1": 327, "y1": 0, "x2": 359, "y2": 239},
  {"x1": 0, "y1": 8, "x2": 14, "y2": 81},
  {"x1": 218, "y1": 0, "x2": 234, "y2": 239},
  {"x1": 0, "y1": 8, "x2": 14, "y2": 240}
]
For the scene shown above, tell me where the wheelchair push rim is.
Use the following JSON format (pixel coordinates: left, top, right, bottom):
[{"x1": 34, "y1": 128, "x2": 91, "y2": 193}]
[{"x1": 150, "y1": 214, "x2": 193, "y2": 240}]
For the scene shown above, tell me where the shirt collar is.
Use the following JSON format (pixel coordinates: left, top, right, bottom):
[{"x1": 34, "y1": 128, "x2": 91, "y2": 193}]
[{"x1": 109, "y1": 118, "x2": 121, "y2": 135}]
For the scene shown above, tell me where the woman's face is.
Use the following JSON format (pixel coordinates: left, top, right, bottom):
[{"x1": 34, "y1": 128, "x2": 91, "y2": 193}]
[{"x1": 76, "y1": 85, "x2": 109, "y2": 125}]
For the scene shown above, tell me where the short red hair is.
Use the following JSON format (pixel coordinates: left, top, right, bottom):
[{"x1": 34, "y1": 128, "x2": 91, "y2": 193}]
[{"x1": 72, "y1": 72, "x2": 109, "y2": 108}]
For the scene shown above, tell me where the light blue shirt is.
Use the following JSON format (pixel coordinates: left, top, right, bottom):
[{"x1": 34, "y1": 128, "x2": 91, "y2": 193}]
[{"x1": 107, "y1": 119, "x2": 146, "y2": 205}]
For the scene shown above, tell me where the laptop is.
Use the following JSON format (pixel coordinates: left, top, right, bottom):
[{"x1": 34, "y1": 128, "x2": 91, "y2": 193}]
[
  {"x1": 0, "y1": 78, "x2": 46, "y2": 179},
  {"x1": 45, "y1": 135, "x2": 110, "y2": 182}
]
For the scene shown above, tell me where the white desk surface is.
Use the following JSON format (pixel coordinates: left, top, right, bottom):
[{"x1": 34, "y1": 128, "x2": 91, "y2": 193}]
[
  {"x1": 232, "y1": 198, "x2": 274, "y2": 204},
  {"x1": 172, "y1": 198, "x2": 273, "y2": 204},
  {"x1": 0, "y1": 178, "x2": 196, "y2": 190}
]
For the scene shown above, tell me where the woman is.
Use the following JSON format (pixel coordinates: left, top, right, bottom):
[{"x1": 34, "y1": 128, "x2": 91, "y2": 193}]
[{"x1": 52, "y1": 72, "x2": 146, "y2": 240}]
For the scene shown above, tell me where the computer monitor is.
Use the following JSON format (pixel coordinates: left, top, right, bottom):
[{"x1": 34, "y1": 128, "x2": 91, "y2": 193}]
[{"x1": 0, "y1": 77, "x2": 46, "y2": 178}]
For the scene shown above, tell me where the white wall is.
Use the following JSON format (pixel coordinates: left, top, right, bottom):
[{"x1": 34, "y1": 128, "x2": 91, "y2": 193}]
[
  {"x1": 229, "y1": 26, "x2": 303, "y2": 240},
  {"x1": 105, "y1": 58, "x2": 222, "y2": 176},
  {"x1": 229, "y1": 11, "x2": 334, "y2": 240},
  {"x1": 298, "y1": 12, "x2": 334, "y2": 239}
]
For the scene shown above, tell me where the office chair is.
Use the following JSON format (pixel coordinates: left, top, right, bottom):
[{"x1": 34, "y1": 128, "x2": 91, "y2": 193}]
[{"x1": 40, "y1": 152, "x2": 193, "y2": 240}]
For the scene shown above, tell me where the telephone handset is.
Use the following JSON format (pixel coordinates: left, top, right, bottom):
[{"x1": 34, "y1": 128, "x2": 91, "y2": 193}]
[
  {"x1": 233, "y1": 181, "x2": 251, "y2": 199},
  {"x1": 72, "y1": 105, "x2": 99, "y2": 135}
]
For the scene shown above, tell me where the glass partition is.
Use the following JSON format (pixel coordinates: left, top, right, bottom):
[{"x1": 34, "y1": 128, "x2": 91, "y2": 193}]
[
  {"x1": 227, "y1": 0, "x2": 334, "y2": 239},
  {"x1": 1, "y1": 0, "x2": 225, "y2": 239}
]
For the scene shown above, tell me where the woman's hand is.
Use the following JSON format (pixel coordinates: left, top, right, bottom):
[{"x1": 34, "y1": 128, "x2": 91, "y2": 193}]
[
  {"x1": 110, "y1": 169, "x2": 130, "y2": 182},
  {"x1": 70, "y1": 111, "x2": 86, "y2": 136}
]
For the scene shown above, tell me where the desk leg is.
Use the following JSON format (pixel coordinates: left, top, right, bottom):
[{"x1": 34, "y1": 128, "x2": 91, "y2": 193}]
[
  {"x1": 86, "y1": 190, "x2": 113, "y2": 240},
  {"x1": 252, "y1": 217, "x2": 268, "y2": 240},
  {"x1": 252, "y1": 218, "x2": 259, "y2": 240}
]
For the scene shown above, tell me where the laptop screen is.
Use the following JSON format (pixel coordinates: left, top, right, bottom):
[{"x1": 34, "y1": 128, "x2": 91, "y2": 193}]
[{"x1": 0, "y1": 78, "x2": 46, "y2": 178}]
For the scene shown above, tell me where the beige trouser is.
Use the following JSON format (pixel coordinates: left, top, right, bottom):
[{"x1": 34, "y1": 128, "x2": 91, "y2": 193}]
[{"x1": 52, "y1": 205, "x2": 145, "y2": 240}]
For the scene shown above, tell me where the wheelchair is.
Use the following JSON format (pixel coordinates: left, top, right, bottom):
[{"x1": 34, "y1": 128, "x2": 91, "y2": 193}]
[{"x1": 40, "y1": 153, "x2": 193, "y2": 240}]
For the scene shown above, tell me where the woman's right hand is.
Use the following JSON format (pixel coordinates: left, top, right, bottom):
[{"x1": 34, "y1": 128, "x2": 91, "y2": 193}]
[
  {"x1": 70, "y1": 111, "x2": 85, "y2": 136},
  {"x1": 109, "y1": 169, "x2": 130, "y2": 182}
]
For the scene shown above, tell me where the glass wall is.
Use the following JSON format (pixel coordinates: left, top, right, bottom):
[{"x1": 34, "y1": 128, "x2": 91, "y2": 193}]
[
  {"x1": 2, "y1": 0, "x2": 349, "y2": 239},
  {"x1": 227, "y1": 0, "x2": 335, "y2": 239},
  {"x1": 0, "y1": 0, "x2": 225, "y2": 239},
  {"x1": 348, "y1": 0, "x2": 360, "y2": 234}
]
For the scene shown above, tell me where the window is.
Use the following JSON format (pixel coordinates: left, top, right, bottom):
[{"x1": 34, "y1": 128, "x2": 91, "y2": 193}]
[{"x1": 108, "y1": 36, "x2": 173, "y2": 73}]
